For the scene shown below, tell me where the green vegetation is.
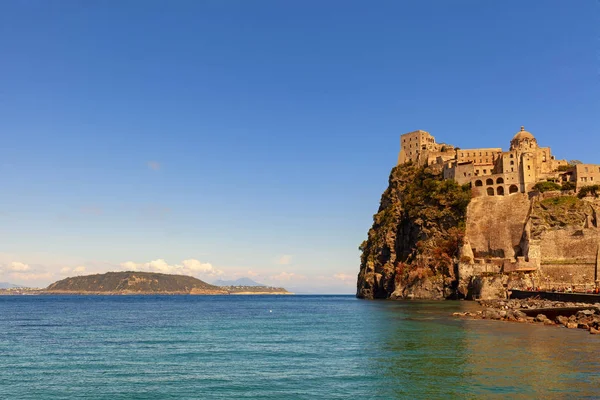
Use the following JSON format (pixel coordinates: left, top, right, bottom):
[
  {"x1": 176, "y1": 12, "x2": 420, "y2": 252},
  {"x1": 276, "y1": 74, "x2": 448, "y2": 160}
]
[
  {"x1": 541, "y1": 196, "x2": 578, "y2": 207},
  {"x1": 578, "y1": 185, "x2": 600, "y2": 199},
  {"x1": 561, "y1": 181, "x2": 576, "y2": 191},
  {"x1": 536, "y1": 196, "x2": 589, "y2": 230},
  {"x1": 359, "y1": 163, "x2": 472, "y2": 297},
  {"x1": 533, "y1": 181, "x2": 561, "y2": 192}
]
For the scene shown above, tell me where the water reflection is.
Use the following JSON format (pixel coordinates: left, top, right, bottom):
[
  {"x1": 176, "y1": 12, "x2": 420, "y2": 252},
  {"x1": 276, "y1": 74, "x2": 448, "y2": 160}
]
[{"x1": 366, "y1": 301, "x2": 600, "y2": 399}]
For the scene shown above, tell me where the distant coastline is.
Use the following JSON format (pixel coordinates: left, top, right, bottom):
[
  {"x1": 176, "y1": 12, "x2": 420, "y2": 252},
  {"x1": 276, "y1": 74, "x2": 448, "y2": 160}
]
[{"x1": 0, "y1": 271, "x2": 291, "y2": 296}]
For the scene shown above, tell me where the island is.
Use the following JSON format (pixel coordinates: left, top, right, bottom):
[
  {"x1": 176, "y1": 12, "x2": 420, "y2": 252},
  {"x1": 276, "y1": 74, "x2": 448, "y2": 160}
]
[{"x1": 37, "y1": 271, "x2": 291, "y2": 295}]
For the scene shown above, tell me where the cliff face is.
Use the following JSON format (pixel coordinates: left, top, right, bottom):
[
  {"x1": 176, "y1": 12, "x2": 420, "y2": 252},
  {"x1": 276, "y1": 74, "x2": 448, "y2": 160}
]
[
  {"x1": 357, "y1": 163, "x2": 471, "y2": 299},
  {"x1": 357, "y1": 162, "x2": 600, "y2": 300},
  {"x1": 46, "y1": 271, "x2": 227, "y2": 294}
]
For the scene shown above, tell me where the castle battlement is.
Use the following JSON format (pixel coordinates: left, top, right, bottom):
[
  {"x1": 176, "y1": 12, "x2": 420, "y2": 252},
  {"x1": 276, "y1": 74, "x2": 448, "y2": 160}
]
[{"x1": 398, "y1": 127, "x2": 596, "y2": 197}]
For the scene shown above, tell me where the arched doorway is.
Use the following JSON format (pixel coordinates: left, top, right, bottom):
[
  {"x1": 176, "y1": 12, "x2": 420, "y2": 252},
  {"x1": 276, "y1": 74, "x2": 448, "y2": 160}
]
[
  {"x1": 509, "y1": 185, "x2": 518, "y2": 194},
  {"x1": 475, "y1": 180, "x2": 483, "y2": 187},
  {"x1": 487, "y1": 187, "x2": 495, "y2": 196},
  {"x1": 497, "y1": 186, "x2": 505, "y2": 196},
  {"x1": 496, "y1": 177, "x2": 504, "y2": 184},
  {"x1": 486, "y1": 178, "x2": 494, "y2": 185}
]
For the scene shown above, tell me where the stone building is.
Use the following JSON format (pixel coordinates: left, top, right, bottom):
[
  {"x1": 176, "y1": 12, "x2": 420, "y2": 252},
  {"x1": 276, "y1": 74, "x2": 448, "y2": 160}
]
[
  {"x1": 397, "y1": 130, "x2": 455, "y2": 166},
  {"x1": 398, "y1": 126, "x2": 574, "y2": 197},
  {"x1": 560, "y1": 164, "x2": 600, "y2": 190}
]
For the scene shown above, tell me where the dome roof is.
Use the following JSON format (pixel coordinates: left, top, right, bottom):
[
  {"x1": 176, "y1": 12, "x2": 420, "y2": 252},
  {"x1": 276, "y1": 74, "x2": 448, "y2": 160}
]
[{"x1": 512, "y1": 126, "x2": 535, "y2": 141}]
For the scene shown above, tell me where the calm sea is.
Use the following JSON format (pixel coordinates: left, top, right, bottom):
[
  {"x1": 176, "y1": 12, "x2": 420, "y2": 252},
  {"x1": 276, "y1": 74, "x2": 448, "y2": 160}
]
[{"x1": 0, "y1": 295, "x2": 598, "y2": 399}]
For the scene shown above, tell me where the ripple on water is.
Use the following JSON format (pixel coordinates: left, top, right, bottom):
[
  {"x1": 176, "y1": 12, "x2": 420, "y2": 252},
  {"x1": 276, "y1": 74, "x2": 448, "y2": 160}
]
[{"x1": 0, "y1": 295, "x2": 598, "y2": 399}]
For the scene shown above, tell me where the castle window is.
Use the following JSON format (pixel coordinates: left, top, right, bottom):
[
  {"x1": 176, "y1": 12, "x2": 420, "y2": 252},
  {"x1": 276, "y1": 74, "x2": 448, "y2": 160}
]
[
  {"x1": 510, "y1": 154, "x2": 514, "y2": 158},
  {"x1": 486, "y1": 178, "x2": 494, "y2": 185},
  {"x1": 510, "y1": 161, "x2": 514, "y2": 165},
  {"x1": 475, "y1": 180, "x2": 483, "y2": 187},
  {"x1": 496, "y1": 177, "x2": 504, "y2": 184},
  {"x1": 527, "y1": 165, "x2": 531, "y2": 170},
  {"x1": 483, "y1": 169, "x2": 487, "y2": 174},
  {"x1": 487, "y1": 187, "x2": 495, "y2": 196},
  {"x1": 479, "y1": 152, "x2": 482, "y2": 156},
  {"x1": 511, "y1": 168, "x2": 514, "y2": 172},
  {"x1": 497, "y1": 186, "x2": 505, "y2": 196},
  {"x1": 509, "y1": 185, "x2": 519, "y2": 194}
]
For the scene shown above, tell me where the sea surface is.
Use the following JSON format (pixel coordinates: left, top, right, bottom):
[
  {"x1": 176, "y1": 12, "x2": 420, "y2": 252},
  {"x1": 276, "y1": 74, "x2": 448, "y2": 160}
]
[{"x1": 0, "y1": 295, "x2": 598, "y2": 399}]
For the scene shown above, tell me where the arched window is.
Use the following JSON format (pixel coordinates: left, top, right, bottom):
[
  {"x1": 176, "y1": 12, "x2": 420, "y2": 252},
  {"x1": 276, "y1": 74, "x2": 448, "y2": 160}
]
[
  {"x1": 509, "y1": 185, "x2": 518, "y2": 194},
  {"x1": 497, "y1": 186, "x2": 505, "y2": 196},
  {"x1": 496, "y1": 177, "x2": 504, "y2": 184},
  {"x1": 510, "y1": 154, "x2": 514, "y2": 158},
  {"x1": 475, "y1": 180, "x2": 483, "y2": 187},
  {"x1": 486, "y1": 178, "x2": 494, "y2": 185},
  {"x1": 510, "y1": 160, "x2": 514, "y2": 165},
  {"x1": 487, "y1": 187, "x2": 495, "y2": 196}
]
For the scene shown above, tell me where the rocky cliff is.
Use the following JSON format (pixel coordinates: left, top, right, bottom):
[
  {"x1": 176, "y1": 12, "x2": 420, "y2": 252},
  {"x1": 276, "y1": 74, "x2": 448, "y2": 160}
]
[
  {"x1": 357, "y1": 163, "x2": 600, "y2": 300},
  {"x1": 45, "y1": 271, "x2": 228, "y2": 294},
  {"x1": 356, "y1": 163, "x2": 471, "y2": 299}
]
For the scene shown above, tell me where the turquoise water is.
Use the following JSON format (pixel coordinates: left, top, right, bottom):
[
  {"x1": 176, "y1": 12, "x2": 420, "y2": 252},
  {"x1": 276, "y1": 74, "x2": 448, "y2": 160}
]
[{"x1": 0, "y1": 295, "x2": 598, "y2": 399}]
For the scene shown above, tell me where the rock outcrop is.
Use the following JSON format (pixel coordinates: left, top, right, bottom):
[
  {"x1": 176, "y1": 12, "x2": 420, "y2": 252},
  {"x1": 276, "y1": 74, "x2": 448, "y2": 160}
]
[{"x1": 356, "y1": 163, "x2": 471, "y2": 299}]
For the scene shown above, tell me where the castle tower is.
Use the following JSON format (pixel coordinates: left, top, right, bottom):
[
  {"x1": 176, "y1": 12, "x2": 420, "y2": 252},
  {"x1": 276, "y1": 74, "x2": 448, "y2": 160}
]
[{"x1": 510, "y1": 126, "x2": 538, "y2": 151}]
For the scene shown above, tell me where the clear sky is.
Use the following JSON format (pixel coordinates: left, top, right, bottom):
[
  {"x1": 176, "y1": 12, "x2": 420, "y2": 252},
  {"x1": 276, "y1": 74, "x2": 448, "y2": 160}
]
[{"x1": 0, "y1": 1, "x2": 598, "y2": 292}]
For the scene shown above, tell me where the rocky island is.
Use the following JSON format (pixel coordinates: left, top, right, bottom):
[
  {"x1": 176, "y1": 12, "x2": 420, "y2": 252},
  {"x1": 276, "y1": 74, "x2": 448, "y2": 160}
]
[
  {"x1": 43, "y1": 271, "x2": 291, "y2": 295},
  {"x1": 357, "y1": 127, "x2": 600, "y2": 301}
]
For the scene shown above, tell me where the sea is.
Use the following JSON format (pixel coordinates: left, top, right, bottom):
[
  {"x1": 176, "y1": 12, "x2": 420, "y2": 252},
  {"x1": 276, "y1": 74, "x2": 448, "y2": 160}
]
[{"x1": 0, "y1": 295, "x2": 598, "y2": 399}]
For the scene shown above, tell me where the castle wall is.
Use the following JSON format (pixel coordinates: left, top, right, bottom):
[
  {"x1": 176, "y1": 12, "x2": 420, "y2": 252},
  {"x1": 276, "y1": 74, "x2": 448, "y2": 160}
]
[
  {"x1": 465, "y1": 194, "x2": 531, "y2": 260},
  {"x1": 457, "y1": 148, "x2": 502, "y2": 165},
  {"x1": 538, "y1": 263, "x2": 596, "y2": 288},
  {"x1": 538, "y1": 228, "x2": 599, "y2": 262}
]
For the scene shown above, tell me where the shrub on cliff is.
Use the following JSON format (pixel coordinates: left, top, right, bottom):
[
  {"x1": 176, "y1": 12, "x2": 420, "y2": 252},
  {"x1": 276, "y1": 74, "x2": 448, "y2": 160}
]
[
  {"x1": 561, "y1": 181, "x2": 576, "y2": 191},
  {"x1": 578, "y1": 185, "x2": 600, "y2": 199},
  {"x1": 533, "y1": 181, "x2": 561, "y2": 193},
  {"x1": 357, "y1": 163, "x2": 472, "y2": 299}
]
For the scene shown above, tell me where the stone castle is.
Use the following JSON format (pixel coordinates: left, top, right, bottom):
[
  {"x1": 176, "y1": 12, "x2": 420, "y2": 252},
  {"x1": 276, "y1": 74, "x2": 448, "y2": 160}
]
[{"x1": 397, "y1": 127, "x2": 600, "y2": 196}]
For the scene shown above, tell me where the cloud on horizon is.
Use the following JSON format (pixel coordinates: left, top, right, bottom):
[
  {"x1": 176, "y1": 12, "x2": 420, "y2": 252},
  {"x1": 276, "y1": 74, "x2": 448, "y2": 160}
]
[
  {"x1": 274, "y1": 255, "x2": 293, "y2": 265},
  {"x1": 120, "y1": 258, "x2": 223, "y2": 278}
]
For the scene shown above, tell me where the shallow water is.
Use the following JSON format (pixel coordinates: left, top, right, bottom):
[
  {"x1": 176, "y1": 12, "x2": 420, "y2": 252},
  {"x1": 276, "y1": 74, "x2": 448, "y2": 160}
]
[{"x1": 0, "y1": 295, "x2": 598, "y2": 399}]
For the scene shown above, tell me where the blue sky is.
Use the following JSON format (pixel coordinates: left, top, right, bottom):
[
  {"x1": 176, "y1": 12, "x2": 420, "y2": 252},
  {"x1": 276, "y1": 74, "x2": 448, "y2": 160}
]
[{"x1": 0, "y1": 1, "x2": 598, "y2": 292}]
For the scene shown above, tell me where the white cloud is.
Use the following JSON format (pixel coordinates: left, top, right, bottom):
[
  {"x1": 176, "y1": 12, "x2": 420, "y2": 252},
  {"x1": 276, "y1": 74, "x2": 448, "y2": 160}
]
[
  {"x1": 246, "y1": 270, "x2": 258, "y2": 277},
  {"x1": 9, "y1": 272, "x2": 53, "y2": 281},
  {"x1": 59, "y1": 266, "x2": 87, "y2": 276},
  {"x1": 147, "y1": 161, "x2": 161, "y2": 171},
  {"x1": 333, "y1": 273, "x2": 355, "y2": 283},
  {"x1": 9, "y1": 262, "x2": 31, "y2": 272},
  {"x1": 269, "y1": 271, "x2": 304, "y2": 282},
  {"x1": 275, "y1": 255, "x2": 293, "y2": 265},
  {"x1": 120, "y1": 258, "x2": 223, "y2": 277}
]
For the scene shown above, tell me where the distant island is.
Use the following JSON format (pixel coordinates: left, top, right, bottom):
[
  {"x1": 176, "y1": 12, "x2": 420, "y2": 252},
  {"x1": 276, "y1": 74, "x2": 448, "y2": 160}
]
[
  {"x1": 213, "y1": 277, "x2": 265, "y2": 287},
  {"x1": 39, "y1": 271, "x2": 291, "y2": 295}
]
